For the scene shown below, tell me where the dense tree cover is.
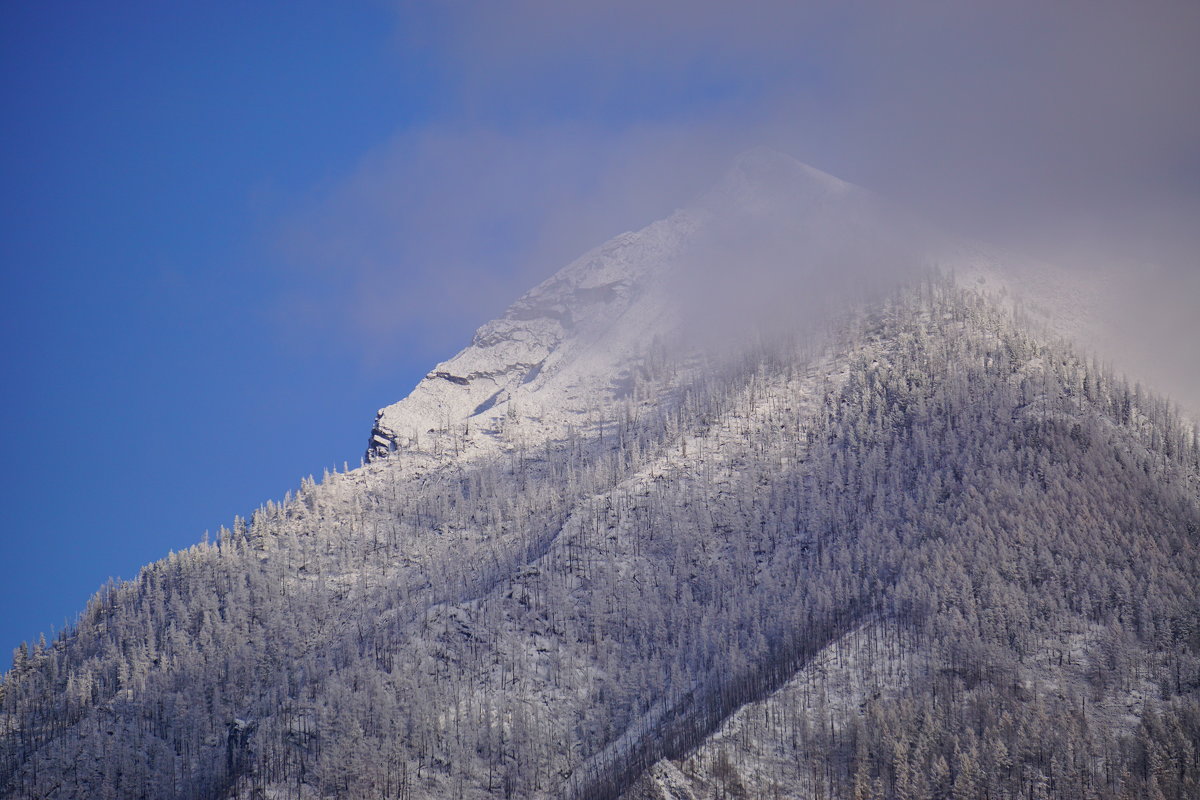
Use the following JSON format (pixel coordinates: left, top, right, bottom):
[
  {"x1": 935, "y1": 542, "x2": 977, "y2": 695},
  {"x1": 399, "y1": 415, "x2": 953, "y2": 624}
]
[
  {"x1": 2, "y1": 275, "x2": 1197, "y2": 799},
  {"x1": 626, "y1": 284, "x2": 1200, "y2": 799}
]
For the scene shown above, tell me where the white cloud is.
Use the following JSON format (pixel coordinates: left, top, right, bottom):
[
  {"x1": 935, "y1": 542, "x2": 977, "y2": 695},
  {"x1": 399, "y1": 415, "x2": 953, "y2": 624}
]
[{"x1": 279, "y1": 0, "x2": 1200, "y2": 404}]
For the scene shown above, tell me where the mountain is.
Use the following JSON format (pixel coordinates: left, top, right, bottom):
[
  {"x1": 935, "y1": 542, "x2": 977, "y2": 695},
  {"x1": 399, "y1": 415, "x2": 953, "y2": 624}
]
[{"x1": 2, "y1": 151, "x2": 1198, "y2": 800}]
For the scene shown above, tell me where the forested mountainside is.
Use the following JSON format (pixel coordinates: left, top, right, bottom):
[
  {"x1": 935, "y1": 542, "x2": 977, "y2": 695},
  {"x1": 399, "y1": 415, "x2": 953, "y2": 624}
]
[{"x1": 2, "y1": 274, "x2": 1197, "y2": 800}]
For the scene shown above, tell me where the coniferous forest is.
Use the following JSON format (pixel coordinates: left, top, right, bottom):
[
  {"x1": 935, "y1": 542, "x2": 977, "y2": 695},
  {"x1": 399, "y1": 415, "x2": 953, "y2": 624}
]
[{"x1": 2, "y1": 276, "x2": 1198, "y2": 799}]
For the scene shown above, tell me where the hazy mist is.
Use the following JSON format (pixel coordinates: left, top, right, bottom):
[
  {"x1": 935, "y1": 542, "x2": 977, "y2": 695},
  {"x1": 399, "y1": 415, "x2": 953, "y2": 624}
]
[{"x1": 277, "y1": 0, "x2": 1200, "y2": 409}]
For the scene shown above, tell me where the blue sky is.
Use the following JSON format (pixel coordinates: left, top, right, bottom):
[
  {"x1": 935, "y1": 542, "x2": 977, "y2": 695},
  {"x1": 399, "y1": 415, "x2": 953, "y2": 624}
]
[
  {"x1": 0, "y1": 2, "x2": 441, "y2": 653},
  {"x1": 2, "y1": 1, "x2": 1198, "y2": 657}
]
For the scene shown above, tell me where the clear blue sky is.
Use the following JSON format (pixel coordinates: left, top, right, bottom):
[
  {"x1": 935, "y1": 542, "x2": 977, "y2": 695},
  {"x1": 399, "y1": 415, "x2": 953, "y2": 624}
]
[
  {"x1": 3, "y1": 1, "x2": 1197, "y2": 660},
  {"x1": 0, "y1": 2, "x2": 446, "y2": 655}
]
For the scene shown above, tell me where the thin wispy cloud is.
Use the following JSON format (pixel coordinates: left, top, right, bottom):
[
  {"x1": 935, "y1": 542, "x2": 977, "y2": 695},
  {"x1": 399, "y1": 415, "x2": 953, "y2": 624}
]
[{"x1": 276, "y1": 0, "x2": 1200, "y2": 404}]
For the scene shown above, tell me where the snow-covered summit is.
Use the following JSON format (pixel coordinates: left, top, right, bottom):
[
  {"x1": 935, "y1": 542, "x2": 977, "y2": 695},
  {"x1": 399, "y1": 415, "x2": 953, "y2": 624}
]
[
  {"x1": 366, "y1": 149, "x2": 877, "y2": 463},
  {"x1": 365, "y1": 148, "x2": 1107, "y2": 464},
  {"x1": 368, "y1": 149, "x2": 866, "y2": 462}
]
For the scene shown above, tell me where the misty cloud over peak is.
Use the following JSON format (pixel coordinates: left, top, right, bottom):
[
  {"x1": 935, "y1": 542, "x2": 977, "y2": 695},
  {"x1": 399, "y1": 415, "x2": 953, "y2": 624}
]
[
  {"x1": 694, "y1": 148, "x2": 868, "y2": 226},
  {"x1": 277, "y1": 0, "x2": 1200, "y2": 410},
  {"x1": 668, "y1": 150, "x2": 922, "y2": 345},
  {"x1": 726, "y1": 148, "x2": 857, "y2": 197}
]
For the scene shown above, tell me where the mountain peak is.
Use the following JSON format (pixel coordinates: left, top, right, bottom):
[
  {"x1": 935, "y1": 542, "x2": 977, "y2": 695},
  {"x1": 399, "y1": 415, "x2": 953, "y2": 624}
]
[
  {"x1": 700, "y1": 148, "x2": 862, "y2": 222},
  {"x1": 730, "y1": 147, "x2": 854, "y2": 193},
  {"x1": 715, "y1": 148, "x2": 859, "y2": 201},
  {"x1": 365, "y1": 151, "x2": 878, "y2": 464}
]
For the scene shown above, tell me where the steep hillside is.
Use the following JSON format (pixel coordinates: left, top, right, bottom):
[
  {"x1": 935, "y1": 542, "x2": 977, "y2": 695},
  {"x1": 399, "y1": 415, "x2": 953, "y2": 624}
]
[
  {"x1": 2, "y1": 154, "x2": 1197, "y2": 800},
  {"x1": 624, "y1": 287, "x2": 1200, "y2": 800},
  {"x1": 4, "y1": 276, "x2": 1197, "y2": 800}
]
